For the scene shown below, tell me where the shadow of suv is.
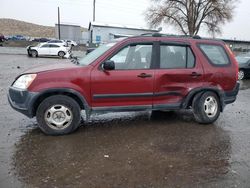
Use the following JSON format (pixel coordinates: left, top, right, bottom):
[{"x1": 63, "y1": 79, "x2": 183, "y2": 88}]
[{"x1": 8, "y1": 33, "x2": 240, "y2": 135}]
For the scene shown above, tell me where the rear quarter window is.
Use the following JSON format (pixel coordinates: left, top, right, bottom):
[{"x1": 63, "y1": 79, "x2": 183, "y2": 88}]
[{"x1": 199, "y1": 44, "x2": 230, "y2": 66}]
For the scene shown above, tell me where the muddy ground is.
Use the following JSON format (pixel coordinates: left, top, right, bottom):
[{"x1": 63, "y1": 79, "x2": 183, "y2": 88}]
[{"x1": 0, "y1": 54, "x2": 250, "y2": 188}]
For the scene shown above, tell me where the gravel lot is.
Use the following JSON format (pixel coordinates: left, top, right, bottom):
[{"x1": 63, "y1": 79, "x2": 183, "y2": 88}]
[{"x1": 0, "y1": 54, "x2": 250, "y2": 188}]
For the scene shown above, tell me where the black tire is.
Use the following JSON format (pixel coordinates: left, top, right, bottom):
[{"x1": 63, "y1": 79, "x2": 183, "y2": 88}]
[
  {"x1": 31, "y1": 50, "x2": 38, "y2": 58},
  {"x1": 192, "y1": 91, "x2": 220, "y2": 124},
  {"x1": 58, "y1": 51, "x2": 65, "y2": 58},
  {"x1": 36, "y1": 95, "x2": 81, "y2": 135},
  {"x1": 238, "y1": 69, "x2": 245, "y2": 80},
  {"x1": 27, "y1": 50, "x2": 32, "y2": 57}
]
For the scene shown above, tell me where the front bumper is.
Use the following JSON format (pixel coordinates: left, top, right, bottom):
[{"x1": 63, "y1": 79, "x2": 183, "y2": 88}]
[{"x1": 8, "y1": 87, "x2": 38, "y2": 118}]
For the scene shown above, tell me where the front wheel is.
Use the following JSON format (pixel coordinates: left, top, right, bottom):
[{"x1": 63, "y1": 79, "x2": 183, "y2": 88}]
[
  {"x1": 36, "y1": 95, "x2": 81, "y2": 135},
  {"x1": 192, "y1": 91, "x2": 220, "y2": 124},
  {"x1": 31, "y1": 50, "x2": 38, "y2": 58}
]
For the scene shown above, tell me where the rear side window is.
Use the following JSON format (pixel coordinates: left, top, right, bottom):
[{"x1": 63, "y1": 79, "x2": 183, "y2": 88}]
[
  {"x1": 199, "y1": 44, "x2": 230, "y2": 66},
  {"x1": 50, "y1": 44, "x2": 60, "y2": 48},
  {"x1": 160, "y1": 45, "x2": 195, "y2": 69}
]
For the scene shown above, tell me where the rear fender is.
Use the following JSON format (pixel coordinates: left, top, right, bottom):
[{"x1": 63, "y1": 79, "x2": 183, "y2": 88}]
[{"x1": 182, "y1": 87, "x2": 224, "y2": 112}]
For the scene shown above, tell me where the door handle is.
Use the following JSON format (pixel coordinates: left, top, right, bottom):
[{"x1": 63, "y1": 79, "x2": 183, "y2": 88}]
[
  {"x1": 190, "y1": 72, "x2": 201, "y2": 77},
  {"x1": 137, "y1": 73, "x2": 152, "y2": 78}
]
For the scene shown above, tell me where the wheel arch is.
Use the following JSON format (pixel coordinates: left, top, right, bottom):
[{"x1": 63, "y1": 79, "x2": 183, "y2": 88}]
[
  {"x1": 31, "y1": 49, "x2": 38, "y2": 56},
  {"x1": 31, "y1": 88, "x2": 89, "y2": 117},
  {"x1": 182, "y1": 87, "x2": 224, "y2": 112}
]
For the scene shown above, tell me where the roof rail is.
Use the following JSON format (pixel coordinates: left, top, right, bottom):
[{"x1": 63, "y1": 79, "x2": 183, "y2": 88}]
[
  {"x1": 193, "y1": 35, "x2": 202, "y2": 39},
  {"x1": 141, "y1": 32, "x2": 162, "y2": 37},
  {"x1": 140, "y1": 33, "x2": 202, "y2": 39}
]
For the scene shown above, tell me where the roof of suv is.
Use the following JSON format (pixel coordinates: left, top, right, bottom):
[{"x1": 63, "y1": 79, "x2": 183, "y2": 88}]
[{"x1": 128, "y1": 33, "x2": 225, "y2": 44}]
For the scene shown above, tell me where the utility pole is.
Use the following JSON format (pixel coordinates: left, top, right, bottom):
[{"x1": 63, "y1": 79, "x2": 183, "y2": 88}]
[
  {"x1": 58, "y1": 7, "x2": 61, "y2": 39},
  {"x1": 93, "y1": 0, "x2": 96, "y2": 22},
  {"x1": 91, "y1": 0, "x2": 96, "y2": 43}
]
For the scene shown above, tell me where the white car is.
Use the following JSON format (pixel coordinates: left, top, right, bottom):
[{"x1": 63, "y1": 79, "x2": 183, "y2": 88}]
[
  {"x1": 27, "y1": 43, "x2": 71, "y2": 58},
  {"x1": 66, "y1": 40, "x2": 78, "y2": 47},
  {"x1": 47, "y1": 39, "x2": 68, "y2": 45}
]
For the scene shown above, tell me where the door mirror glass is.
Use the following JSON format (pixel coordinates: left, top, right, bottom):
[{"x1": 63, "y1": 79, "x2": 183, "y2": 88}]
[{"x1": 103, "y1": 60, "x2": 115, "y2": 71}]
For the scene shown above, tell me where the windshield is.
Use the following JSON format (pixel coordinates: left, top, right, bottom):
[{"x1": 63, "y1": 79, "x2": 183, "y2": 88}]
[
  {"x1": 79, "y1": 42, "x2": 116, "y2": 65},
  {"x1": 236, "y1": 56, "x2": 250, "y2": 64}
]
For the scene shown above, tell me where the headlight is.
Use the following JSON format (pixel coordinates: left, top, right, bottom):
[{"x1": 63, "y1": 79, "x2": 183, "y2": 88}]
[{"x1": 12, "y1": 74, "x2": 37, "y2": 89}]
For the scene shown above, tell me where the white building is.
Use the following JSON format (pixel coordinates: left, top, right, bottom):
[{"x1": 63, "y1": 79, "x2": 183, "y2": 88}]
[{"x1": 88, "y1": 22, "x2": 159, "y2": 44}]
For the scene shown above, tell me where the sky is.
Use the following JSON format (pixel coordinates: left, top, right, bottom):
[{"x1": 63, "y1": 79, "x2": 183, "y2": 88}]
[{"x1": 1, "y1": 0, "x2": 250, "y2": 40}]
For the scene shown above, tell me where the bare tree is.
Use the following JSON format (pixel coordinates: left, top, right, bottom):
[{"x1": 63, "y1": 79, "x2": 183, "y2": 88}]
[{"x1": 146, "y1": 0, "x2": 237, "y2": 36}]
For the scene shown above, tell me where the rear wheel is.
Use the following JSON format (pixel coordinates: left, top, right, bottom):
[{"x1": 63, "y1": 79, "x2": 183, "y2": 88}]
[
  {"x1": 58, "y1": 51, "x2": 65, "y2": 58},
  {"x1": 238, "y1": 69, "x2": 245, "y2": 80},
  {"x1": 36, "y1": 95, "x2": 81, "y2": 135},
  {"x1": 192, "y1": 91, "x2": 220, "y2": 124}
]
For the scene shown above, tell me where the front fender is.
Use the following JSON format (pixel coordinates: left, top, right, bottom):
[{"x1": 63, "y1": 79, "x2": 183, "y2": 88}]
[{"x1": 30, "y1": 88, "x2": 90, "y2": 117}]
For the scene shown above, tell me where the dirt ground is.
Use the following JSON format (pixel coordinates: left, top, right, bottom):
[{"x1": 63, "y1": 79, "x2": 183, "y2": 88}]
[{"x1": 0, "y1": 54, "x2": 250, "y2": 188}]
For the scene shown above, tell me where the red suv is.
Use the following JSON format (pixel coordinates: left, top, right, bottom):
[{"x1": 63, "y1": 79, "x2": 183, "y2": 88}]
[{"x1": 8, "y1": 34, "x2": 240, "y2": 135}]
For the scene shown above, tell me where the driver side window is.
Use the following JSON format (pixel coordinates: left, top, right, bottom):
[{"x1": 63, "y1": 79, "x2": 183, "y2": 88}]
[
  {"x1": 41, "y1": 44, "x2": 50, "y2": 48},
  {"x1": 110, "y1": 44, "x2": 153, "y2": 70}
]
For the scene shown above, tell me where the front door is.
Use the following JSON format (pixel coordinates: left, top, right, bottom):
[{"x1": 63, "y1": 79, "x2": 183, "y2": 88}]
[
  {"x1": 91, "y1": 43, "x2": 155, "y2": 109},
  {"x1": 38, "y1": 44, "x2": 50, "y2": 55}
]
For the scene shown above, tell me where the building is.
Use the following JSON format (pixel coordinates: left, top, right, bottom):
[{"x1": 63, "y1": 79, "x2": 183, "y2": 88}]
[
  {"x1": 223, "y1": 39, "x2": 250, "y2": 52},
  {"x1": 55, "y1": 23, "x2": 82, "y2": 43},
  {"x1": 88, "y1": 22, "x2": 159, "y2": 44}
]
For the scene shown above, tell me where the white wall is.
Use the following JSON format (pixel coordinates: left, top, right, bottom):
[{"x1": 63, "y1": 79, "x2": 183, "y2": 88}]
[{"x1": 92, "y1": 26, "x2": 156, "y2": 43}]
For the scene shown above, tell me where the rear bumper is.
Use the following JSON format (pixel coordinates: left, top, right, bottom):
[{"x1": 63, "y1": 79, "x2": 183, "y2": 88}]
[
  {"x1": 223, "y1": 81, "x2": 240, "y2": 105},
  {"x1": 8, "y1": 87, "x2": 38, "y2": 118}
]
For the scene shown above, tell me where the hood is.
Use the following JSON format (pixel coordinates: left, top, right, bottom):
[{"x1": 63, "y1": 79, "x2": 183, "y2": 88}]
[{"x1": 22, "y1": 63, "x2": 81, "y2": 74}]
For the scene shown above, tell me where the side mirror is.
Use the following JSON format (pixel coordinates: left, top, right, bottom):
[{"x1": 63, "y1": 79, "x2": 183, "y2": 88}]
[{"x1": 103, "y1": 60, "x2": 115, "y2": 71}]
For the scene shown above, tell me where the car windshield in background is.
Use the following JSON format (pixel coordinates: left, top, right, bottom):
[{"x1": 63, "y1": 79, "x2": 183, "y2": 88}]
[
  {"x1": 236, "y1": 56, "x2": 250, "y2": 64},
  {"x1": 37, "y1": 43, "x2": 43, "y2": 47},
  {"x1": 79, "y1": 42, "x2": 116, "y2": 65}
]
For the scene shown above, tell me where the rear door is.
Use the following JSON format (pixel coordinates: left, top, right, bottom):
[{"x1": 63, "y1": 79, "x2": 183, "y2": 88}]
[
  {"x1": 91, "y1": 42, "x2": 155, "y2": 109},
  {"x1": 153, "y1": 42, "x2": 204, "y2": 109},
  {"x1": 49, "y1": 44, "x2": 60, "y2": 55}
]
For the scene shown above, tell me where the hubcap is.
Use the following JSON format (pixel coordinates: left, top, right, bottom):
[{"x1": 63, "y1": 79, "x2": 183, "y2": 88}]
[
  {"x1": 32, "y1": 51, "x2": 37, "y2": 57},
  {"x1": 45, "y1": 105, "x2": 73, "y2": 130},
  {"x1": 59, "y1": 52, "x2": 64, "y2": 57},
  {"x1": 238, "y1": 70, "x2": 244, "y2": 80},
  {"x1": 204, "y1": 96, "x2": 218, "y2": 118}
]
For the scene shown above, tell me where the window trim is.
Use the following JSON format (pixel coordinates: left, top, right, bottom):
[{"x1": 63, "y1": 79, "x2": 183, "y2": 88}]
[
  {"x1": 158, "y1": 43, "x2": 196, "y2": 69},
  {"x1": 99, "y1": 41, "x2": 156, "y2": 71},
  {"x1": 197, "y1": 43, "x2": 231, "y2": 67}
]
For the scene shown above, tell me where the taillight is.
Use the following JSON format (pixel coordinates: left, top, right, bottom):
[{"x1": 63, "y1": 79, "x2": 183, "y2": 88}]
[{"x1": 225, "y1": 44, "x2": 238, "y2": 80}]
